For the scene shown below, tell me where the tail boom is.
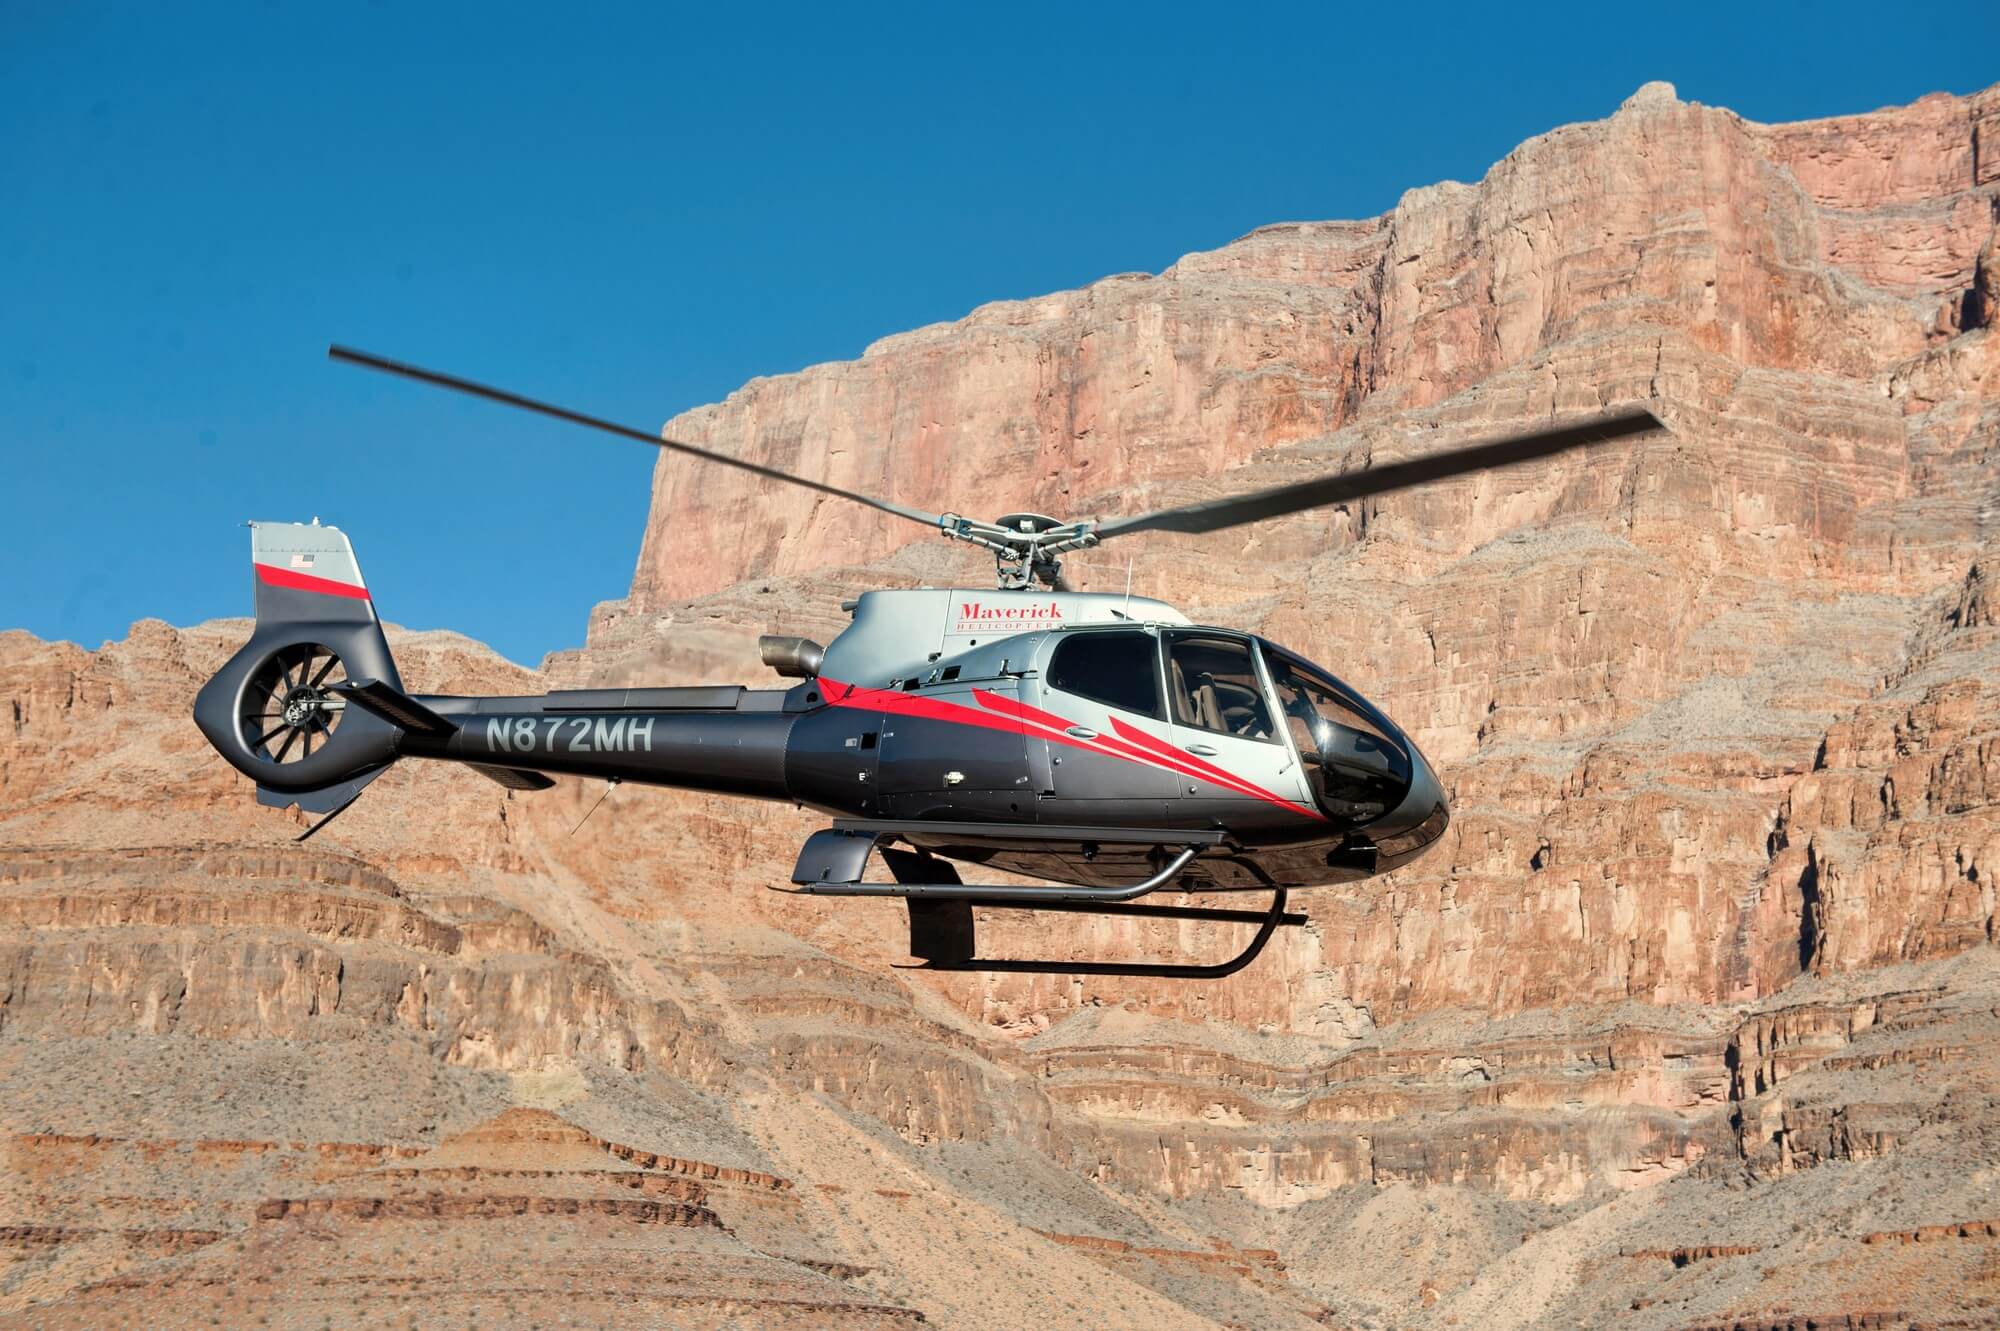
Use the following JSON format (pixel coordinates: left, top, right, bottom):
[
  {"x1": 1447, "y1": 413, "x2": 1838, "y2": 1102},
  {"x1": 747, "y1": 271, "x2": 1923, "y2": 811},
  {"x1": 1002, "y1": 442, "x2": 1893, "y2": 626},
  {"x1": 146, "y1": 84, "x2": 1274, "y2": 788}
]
[
  {"x1": 384, "y1": 688, "x2": 797, "y2": 800},
  {"x1": 196, "y1": 520, "x2": 805, "y2": 819}
]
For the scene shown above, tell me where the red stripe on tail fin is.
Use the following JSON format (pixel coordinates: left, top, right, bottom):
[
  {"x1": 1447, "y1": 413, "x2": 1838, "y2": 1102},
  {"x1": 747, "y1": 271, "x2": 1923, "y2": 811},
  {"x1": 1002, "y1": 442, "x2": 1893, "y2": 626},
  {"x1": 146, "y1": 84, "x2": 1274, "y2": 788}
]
[{"x1": 255, "y1": 563, "x2": 372, "y2": 601}]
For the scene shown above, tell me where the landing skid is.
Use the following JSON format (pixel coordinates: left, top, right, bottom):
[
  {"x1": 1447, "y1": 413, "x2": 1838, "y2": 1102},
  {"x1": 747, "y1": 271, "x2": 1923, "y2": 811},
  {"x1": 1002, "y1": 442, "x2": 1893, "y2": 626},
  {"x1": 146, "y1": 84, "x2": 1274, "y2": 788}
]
[
  {"x1": 896, "y1": 885, "x2": 1303, "y2": 979},
  {"x1": 777, "y1": 823, "x2": 1306, "y2": 979}
]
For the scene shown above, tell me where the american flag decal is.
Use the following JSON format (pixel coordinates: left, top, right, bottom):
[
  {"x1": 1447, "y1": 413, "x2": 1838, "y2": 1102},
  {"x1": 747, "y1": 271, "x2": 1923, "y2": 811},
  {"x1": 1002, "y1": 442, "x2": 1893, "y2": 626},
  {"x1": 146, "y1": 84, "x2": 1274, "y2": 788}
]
[{"x1": 290, "y1": 553, "x2": 316, "y2": 568}]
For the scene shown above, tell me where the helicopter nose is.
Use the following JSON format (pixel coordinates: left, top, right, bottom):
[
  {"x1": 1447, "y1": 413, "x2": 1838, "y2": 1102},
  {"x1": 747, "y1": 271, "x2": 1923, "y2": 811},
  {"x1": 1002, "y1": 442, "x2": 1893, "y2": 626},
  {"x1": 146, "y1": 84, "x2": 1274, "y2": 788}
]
[
  {"x1": 1408, "y1": 745, "x2": 1446, "y2": 821},
  {"x1": 1370, "y1": 739, "x2": 1449, "y2": 865}
]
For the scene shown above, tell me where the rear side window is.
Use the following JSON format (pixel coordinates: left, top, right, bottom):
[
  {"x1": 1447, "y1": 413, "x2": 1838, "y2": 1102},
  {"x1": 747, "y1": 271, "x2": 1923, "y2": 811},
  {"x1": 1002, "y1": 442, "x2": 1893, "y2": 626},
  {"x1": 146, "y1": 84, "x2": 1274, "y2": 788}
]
[{"x1": 1046, "y1": 631, "x2": 1162, "y2": 718}]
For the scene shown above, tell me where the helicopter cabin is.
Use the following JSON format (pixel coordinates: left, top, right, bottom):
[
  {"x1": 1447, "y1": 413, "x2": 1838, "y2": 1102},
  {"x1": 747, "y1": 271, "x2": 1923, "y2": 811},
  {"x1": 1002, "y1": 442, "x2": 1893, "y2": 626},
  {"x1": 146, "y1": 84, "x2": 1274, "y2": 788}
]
[{"x1": 794, "y1": 588, "x2": 1429, "y2": 865}]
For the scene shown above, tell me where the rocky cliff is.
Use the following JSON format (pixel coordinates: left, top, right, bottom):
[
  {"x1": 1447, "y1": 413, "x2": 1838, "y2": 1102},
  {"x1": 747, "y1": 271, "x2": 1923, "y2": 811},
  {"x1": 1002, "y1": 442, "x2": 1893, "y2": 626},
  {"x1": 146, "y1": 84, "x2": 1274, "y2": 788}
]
[{"x1": 3, "y1": 82, "x2": 1997, "y2": 1330}]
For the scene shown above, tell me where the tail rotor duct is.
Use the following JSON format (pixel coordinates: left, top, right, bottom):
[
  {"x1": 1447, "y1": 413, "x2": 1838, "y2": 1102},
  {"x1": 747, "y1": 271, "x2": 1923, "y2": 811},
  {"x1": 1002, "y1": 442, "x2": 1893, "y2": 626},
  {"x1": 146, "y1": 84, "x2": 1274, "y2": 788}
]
[{"x1": 239, "y1": 643, "x2": 348, "y2": 765}]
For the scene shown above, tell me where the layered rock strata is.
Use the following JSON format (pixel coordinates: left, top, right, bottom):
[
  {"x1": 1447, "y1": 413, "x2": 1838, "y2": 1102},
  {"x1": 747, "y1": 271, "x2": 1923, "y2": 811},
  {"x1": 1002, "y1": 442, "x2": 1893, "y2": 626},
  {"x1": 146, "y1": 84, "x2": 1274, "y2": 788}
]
[{"x1": 4, "y1": 81, "x2": 1998, "y2": 1330}]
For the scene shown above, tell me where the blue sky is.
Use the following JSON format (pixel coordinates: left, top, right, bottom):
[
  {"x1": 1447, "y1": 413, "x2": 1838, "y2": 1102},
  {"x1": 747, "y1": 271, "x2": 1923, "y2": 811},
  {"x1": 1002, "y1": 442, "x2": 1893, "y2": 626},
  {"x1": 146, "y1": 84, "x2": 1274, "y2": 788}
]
[{"x1": 4, "y1": 3, "x2": 1992, "y2": 665}]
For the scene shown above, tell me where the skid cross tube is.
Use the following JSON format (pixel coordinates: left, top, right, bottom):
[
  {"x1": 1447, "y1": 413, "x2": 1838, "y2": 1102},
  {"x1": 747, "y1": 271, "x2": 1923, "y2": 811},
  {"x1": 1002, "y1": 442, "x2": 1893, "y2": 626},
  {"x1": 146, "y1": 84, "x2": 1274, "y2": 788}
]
[
  {"x1": 829, "y1": 819, "x2": 1229, "y2": 846},
  {"x1": 898, "y1": 889, "x2": 1303, "y2": 980},
  {"x1": 954, "y1": 897, "x2": 1308, "y2": 925},
  {"x1": 787, "y1": 845, "x2": 1202, "y2": 903}
]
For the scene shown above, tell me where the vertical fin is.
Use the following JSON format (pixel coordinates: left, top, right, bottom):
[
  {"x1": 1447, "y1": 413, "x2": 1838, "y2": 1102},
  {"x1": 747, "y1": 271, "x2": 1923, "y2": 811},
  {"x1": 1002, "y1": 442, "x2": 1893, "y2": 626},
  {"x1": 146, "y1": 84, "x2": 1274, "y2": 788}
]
[{"x1": 249, "y1": 520, "x2": 376, "y2": 626}]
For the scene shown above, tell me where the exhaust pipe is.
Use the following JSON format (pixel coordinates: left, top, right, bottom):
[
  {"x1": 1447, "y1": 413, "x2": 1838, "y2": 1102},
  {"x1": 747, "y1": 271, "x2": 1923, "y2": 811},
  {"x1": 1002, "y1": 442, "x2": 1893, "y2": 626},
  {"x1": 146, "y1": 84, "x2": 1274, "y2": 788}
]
[{"x1": 758, "y1": 634, "x2": 824, "y2": 679}]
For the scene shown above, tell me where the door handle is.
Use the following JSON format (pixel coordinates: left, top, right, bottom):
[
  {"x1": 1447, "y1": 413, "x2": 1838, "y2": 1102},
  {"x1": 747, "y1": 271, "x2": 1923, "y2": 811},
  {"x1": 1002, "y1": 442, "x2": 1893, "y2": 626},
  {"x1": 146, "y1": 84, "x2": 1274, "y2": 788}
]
[
  {"x1": 1185, "y1": 743, "x2": 1218, "y2": 757},
  {"x1": 1065, "y1": 726, "x2": 1099, "y2": 739}
]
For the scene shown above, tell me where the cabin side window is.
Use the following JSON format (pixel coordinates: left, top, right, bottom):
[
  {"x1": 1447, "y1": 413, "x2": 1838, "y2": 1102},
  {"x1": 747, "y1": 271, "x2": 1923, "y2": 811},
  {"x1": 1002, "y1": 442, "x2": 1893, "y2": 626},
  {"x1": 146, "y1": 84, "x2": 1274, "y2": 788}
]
[
  {"x1": 1164, "y1": 632, "x2": 1275, "y2": 739},
  {"x1": 1045, "y1": 631, "x2": 1162, "y2": 719}
]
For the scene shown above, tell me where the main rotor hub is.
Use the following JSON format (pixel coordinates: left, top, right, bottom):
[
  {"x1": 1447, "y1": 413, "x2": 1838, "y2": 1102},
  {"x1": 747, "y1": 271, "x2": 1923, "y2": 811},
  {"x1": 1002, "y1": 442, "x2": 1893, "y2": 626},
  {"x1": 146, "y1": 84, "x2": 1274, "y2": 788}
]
[
  {"x1": 992, "y1": 512, "x2": 1066, "y2": 537},
  {"x1": 937, "y1": 511, "x2": 1100, "y2": 589}
]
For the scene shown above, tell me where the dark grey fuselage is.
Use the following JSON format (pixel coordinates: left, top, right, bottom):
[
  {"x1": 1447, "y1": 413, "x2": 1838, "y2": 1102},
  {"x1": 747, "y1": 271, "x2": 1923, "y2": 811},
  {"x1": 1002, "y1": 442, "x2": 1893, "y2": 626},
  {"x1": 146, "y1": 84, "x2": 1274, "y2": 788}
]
[
  {"x1": 376, "y1": 588, "x2": 1450, "y2": 891},
  {"x1": 195, "y1": 544, "x2": 1448, "y2": 893}
]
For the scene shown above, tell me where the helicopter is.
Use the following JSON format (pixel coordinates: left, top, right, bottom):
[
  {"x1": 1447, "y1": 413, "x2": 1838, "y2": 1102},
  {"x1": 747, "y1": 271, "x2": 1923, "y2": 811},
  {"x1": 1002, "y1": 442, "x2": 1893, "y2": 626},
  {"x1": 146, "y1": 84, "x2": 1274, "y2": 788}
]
[{"x1": 192, "y1": 345, "x2": 1664, "y2": 978}]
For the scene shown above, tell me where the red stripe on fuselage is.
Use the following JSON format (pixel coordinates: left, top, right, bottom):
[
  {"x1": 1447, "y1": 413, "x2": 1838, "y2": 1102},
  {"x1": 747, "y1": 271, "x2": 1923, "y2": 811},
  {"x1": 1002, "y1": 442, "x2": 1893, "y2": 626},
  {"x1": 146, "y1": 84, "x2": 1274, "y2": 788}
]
[
  {"x1": 822, "y1": 679, "x2": 1022, "y2": 735},
  {"x1": 254, "y1": 563, "x2": 372, "y2": 601},
  {"x1": 1104, "y1": 717, "x2": 1287, "y2": 802},
  {"x1": 819, "y1": 677, "x2": 1324, "y2": 822},
  {"x1": 965, "y1": 686, "x2": 1304, "y2": 810},
  {"x1": 968, "y1": 685, "x2": 1321, "y2": 818},
  {"x1": 1098, "y1": 723, "x2": 1324, "y2": 820},
  {"x1": 969, "y1": 688, "x2": 1077, "y2": 734}
]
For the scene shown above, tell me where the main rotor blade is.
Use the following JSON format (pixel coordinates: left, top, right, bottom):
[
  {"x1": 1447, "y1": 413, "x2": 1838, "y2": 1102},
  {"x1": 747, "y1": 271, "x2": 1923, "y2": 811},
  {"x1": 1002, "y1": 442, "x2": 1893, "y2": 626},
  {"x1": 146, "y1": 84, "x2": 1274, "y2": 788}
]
[
  {"x1": 1093, "y1": 406, "x2": 1665, "y2": 539},
  {"x1": 328, "y1": 345, "x2": 946, "y2": 530}
]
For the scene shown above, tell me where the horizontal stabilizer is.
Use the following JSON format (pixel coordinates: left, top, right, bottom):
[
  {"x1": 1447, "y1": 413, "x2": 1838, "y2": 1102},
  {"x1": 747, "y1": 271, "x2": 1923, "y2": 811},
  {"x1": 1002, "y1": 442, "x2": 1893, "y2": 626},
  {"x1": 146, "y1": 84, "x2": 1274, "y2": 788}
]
[
  {"x1": 329, "y1": 679, "x2": 456, "y2": 736},
  {"x1": 255, "y1": 764, "x2": 389, "y2": 815},
  {"x1": 468, "y1": 764, "x2": 557, "y2": 791}
]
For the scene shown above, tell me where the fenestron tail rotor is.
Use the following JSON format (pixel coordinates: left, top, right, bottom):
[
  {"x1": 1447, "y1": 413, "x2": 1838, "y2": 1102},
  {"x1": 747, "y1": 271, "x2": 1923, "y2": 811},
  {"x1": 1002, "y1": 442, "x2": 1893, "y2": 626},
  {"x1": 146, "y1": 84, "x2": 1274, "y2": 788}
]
[
  {"x1": 240, "y1": 643, "x2": 347, "y2": 765},
  {"x1": 327, "y1": 344, "x2": 1666, "y2": 589}
]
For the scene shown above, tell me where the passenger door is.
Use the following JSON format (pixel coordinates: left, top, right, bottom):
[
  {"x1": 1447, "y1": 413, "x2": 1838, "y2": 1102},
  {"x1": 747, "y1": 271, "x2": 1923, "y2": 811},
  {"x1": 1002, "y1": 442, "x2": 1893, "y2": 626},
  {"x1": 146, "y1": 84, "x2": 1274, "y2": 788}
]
[{"x1": 1159, "y1": 630, "x2": 1316, "y2": 828}]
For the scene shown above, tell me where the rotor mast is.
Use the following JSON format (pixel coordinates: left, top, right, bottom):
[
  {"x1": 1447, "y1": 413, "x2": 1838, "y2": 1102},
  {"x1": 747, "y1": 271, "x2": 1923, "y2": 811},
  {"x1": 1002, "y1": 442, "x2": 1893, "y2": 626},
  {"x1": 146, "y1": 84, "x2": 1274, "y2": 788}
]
[{"x1": 936, "y1": 512, "x2": 1098, "y2": 590}]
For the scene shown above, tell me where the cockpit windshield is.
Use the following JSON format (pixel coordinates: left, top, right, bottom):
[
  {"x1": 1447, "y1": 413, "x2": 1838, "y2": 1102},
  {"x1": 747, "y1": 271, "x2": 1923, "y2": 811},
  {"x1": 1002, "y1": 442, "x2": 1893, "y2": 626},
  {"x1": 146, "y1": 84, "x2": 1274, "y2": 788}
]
[{"x1": 1261, "y1": 646, "x2": 1412, "y2": 821}]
